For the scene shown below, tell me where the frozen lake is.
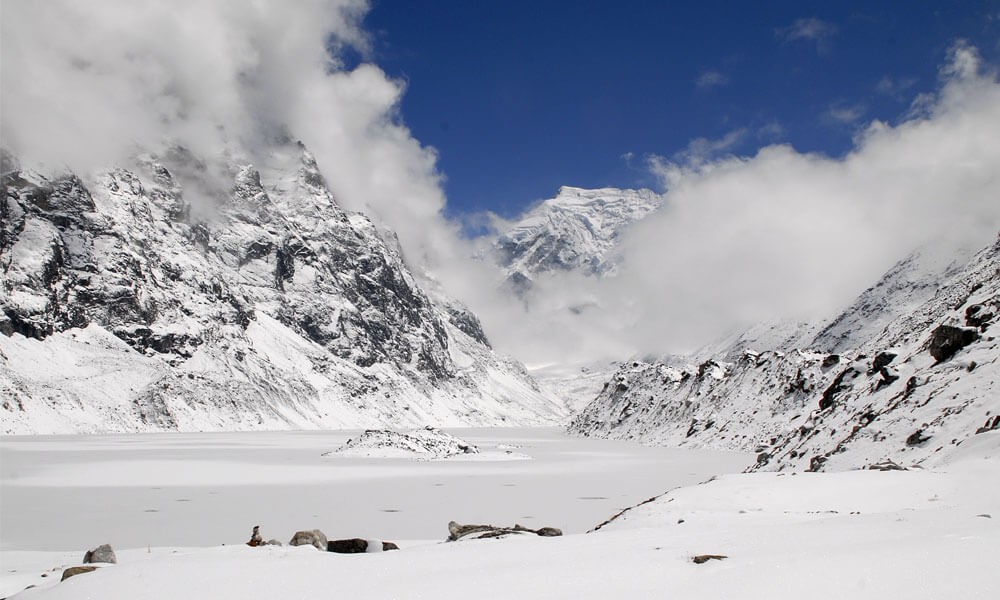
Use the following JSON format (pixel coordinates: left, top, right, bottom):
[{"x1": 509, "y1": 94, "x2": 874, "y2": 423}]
[{"x1": 0, "y1": 428, "x2": 750, "y2": 550}]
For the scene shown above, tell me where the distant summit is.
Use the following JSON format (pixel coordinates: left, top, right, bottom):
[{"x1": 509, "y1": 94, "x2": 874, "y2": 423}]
[{"x1": 493, "y1": 186, "x2": 661, "y2": 292}]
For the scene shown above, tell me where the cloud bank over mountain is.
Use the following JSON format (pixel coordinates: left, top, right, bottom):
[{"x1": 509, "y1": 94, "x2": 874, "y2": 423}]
[
  {"x1": 482, "y1": 42, "x2": 1000, "y2": 364},
  {"x1": 3, "y1": 3, "x2": 998, "y2": 366},
  {"x1": 0, "y1": 0, "x2": 476, "y2": 292}
]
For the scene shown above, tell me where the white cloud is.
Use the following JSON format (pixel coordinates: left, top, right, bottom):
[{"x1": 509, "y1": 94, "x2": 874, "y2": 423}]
[
  {"x1": 646, "y1": 128, "x2": 747, "y2": 188},
  {"x1": 0, "y1": 0, "x2": 487, "y2": 318},
  {"x1": 875, "y1": 75, "x2": 918, "y2": 97},
  {"x1": 827, "y1": 103, "x2": 867, "y2": 124},
  {"x1": 3, "y1": 6, "x2": 998, "y2": 371},
  {"x1": 777, "y1": 17, "x2": 837, "y2": 52},
  {"x1": 485, "y1": 42, "x2": 1000, "y2": 362},
  {"x1": 695, "y1": 70, "x2": 729, "y2": 89}
]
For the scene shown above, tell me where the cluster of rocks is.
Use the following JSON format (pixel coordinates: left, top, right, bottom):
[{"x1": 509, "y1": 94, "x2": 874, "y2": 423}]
[
  {"x1": 248, "y1": 526, "x2": 400, "y2": 553},
  {"x1": 50, "y1": 518, "x2": 565, "y2": 589},
  {"x1": 325, "y1": 427, "x2": 480, "y2": 460},
  {"x1": 446, "y1": 521, "x2": 562, "y2": 541},
  {"x1": 58, "y1": 543, "x2": 117, "y2": 582}
]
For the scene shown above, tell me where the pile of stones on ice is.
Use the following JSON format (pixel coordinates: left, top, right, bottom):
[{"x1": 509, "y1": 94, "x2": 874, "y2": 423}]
[{"x1": 324, "y1": 426, "x2": 480, "y2": 459}]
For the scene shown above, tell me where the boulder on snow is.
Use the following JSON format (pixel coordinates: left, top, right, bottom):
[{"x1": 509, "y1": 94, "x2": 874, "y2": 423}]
[
  {"x1": 867, "y1": 459, "x2": 907, "y2": 471},
  {"x1": 446, "y1": 521, "x2": 562, "y2": 541},
  {"x1": 692, "y1": 554, "x2": 728, "y2": 564},
  {"x1": 965, "y1": 303, "x2": 995, "y2": 329},
  {"x1": 246, "y1": 525, "x2": 263, "y2": 547},
  {"x1": 870, "y1": 350, "x2": 897, "y2": 374},
  {"x1": 61, "y1": 566, "x2": 98, "y2": 581},
  {"x1": 289, "y1": 529, "x2": 328, "y2": 550},
  {"x1": 928, "y1": 325, "x2": 979, "y2": 362},
  {"x1": 905, "y1": 429, "x2": 931, "y2": 446},
  {"x1": 327, "y1": 538, "x2": 400, "y2": 553},
  {"x1": 82, "y1": 543, "x2": 116, "y2": 564},
  {"x1": 976, "y1": 415, "x2": 1000, "y2": 435}
]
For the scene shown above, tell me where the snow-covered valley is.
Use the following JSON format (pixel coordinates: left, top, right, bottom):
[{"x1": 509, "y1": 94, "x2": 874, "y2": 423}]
[{"x1": 1, "y1": 428, "x2": 997, "y2": 599}]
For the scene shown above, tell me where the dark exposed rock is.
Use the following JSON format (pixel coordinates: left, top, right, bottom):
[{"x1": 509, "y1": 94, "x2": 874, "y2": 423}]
[
  {"x1": 61, "y1": 566, "x2": 99, "y2": 581},
  {"x1": 905, "y1": 429, "x2": 931, "y2": 446},
  {"x1": 976, "y1": 415, "x2": 1000, "y2": 434},
  {"x1": 445, "y1": 304, "x2": 492, "y2": 348},
  {"x1": 821, "y1": 354, "x2": 840, "y2": 369},
  {"x1": 870, "y1": 350, "x2": 897, "y2": 374},
  {"x1": 875, "y1": 366, "x2": 900, "y2": 391},
  {"x1": 535, "y1": 527, "x2": 563, "y2": 537},
  {"x1": 692, "y1": 554, "x2": 728, "y2": 564},
  {"x1": 328, "y1": 538, "x2": 369, "y2": 553},
  {"x1": 820, "y1": 368, "x2": 854, "y2": 410},
  {"x1": 965, "y1": 303, "x2": 994, "y2": 329},
  {"x1": 326, "y1": 538, "x2": 399, "y2": 553},
  {"x1": 928, "y1": 325, "x2": 979, "y2": 362},
  {"x1": 82, "y1": 543, "x2": 117, "y2": 564},
  {"x1": 808, "y1": 455, "x2": 827, "y2": 472},
  {"x1": 289, "y1": 529, "x2": 328, "y2": 550}
]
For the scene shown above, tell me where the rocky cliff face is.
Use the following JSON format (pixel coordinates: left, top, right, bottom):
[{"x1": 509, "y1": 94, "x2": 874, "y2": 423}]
[
  {"x1": 493, "y1": 186, "x2": 661, "y2": 291},
  {"x1": 570, "y1": 235, "x2": 1000, "y2": 471},
  {"x1": 0, "y1": 144, "x2": 566, "y2": 433}
]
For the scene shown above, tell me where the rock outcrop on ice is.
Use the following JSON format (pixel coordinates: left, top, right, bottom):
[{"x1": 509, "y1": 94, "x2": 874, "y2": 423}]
[
  {"x1": 0, "y1": 145, "x2": 565, "y2": 433},
  {"x1": 325, "y1": 426, "x2": 479, "y2": 459},
  {"x1": 570, "y1": 234, "x2": 1000, "y2": 471},
  {"x1": 492, "y1": 186, "x2": 661, "y2": 292}
]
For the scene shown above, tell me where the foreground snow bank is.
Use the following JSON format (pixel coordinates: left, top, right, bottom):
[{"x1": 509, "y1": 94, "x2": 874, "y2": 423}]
[{"x1": 8, "y1": 437, "x2": 998, "y2": 599}]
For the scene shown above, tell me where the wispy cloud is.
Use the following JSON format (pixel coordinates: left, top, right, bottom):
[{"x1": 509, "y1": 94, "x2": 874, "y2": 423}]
[
  {"x1": 647, "y1": 128, "x2": 747, "y2": 188},
  {"x1": 777, "y1": 17, "x2": 837, "y2": 52},
  {"x1": 827, "y1": 102, "x2": 867, "y2": 124},
  {"x1": 756, "y1": 120, "x2": 785, "y2": 141},
  {"x1": 695, "y1": 70, "x2": 729, "y2": 90},
  {"x1": 875, "y1": 75, "x2": 918, "y2": 98}
]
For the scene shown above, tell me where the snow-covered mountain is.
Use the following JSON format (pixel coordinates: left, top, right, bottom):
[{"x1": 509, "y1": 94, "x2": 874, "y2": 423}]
[
  {"x1": 570, "y1": 234, "x2": 999, "y2": 471},
  {"x1": 493, "y1": 186, "x2": 661, "y2": 290},
  {"x1": 0, "y1": 144, "x2": 566, "y2": 434}
]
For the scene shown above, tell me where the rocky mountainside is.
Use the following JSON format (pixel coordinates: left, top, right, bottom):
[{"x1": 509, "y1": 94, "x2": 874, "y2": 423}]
[
  {"x1": 0, "y1": 144, "x2": 566, "y2": 433},
  {"x1": 493, "y1": 186, "x2": 661, "y2": 291},
  {"x1": 570, "y1": 234, "x2": 1000, "y2": 471}
]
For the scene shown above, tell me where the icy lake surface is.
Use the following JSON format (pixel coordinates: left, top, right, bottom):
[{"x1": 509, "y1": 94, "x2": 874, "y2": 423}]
[{"x1": 0, "y1": 428, "x2": 749, "y2": 550}]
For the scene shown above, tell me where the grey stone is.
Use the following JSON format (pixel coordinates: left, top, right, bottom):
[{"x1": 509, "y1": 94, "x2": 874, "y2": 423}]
[
  {"x1": 82, "y1": 543, "x2": 116, "y2": 564},
  {"x1": 61, "y1": 566, "x2": 98, "y2": 581},
  {"x1": 289, "y1": 529, "x2": 328, "y2": 550}
]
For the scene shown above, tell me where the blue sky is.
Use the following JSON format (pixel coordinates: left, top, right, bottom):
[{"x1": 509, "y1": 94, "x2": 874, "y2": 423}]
[{"x1": 362, "y1": 0, "x2": 1000, "y2": 219}]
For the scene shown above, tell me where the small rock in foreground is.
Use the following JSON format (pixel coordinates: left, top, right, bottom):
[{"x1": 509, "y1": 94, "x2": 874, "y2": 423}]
[
  {"x1": 83, "y1": 543, "x2": 117, "y2": 564},
  {"x1": 61, "y1": 566, "x2": 99, "y2": 581},
  {"x1": 328, "y1": 538, "x2": 400, "y2": 553},
  {"x1": 289, "y1": 529, "x2": 328, "y2": 550},
  {"x1": 692, "y1": 554, "x2": 728, "y2": 564}
]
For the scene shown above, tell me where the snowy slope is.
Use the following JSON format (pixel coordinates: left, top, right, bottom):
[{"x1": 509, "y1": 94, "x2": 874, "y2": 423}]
[
  {"x1": 0, "y1": 145, "x2": 565, "y2": 433},
  {"x1": 570, "y1": 234, "x2": 1000, "y2": 471},
  {"x1": 493, "y1": 186, "x2": 661, "y2": 289}
]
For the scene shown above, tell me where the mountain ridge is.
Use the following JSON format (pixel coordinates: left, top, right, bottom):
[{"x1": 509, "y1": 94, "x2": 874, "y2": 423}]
[{"x1": 0, "y1": 143, "x2": 566, "y2": 434}]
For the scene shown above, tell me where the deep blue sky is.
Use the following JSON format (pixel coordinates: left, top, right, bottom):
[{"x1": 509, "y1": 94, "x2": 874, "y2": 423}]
[{"x1": 361, "y1": 1, "x2": 1000, "y2": 219}]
